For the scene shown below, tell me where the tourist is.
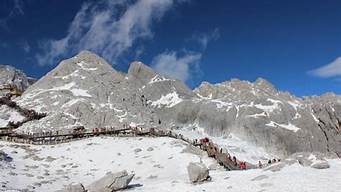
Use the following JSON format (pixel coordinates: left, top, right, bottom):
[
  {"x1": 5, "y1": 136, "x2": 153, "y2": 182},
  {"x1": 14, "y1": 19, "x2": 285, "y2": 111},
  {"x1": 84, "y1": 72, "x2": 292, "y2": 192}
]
[{"x1": 258, "y1": 161, "x2": 263, "y2": 168}]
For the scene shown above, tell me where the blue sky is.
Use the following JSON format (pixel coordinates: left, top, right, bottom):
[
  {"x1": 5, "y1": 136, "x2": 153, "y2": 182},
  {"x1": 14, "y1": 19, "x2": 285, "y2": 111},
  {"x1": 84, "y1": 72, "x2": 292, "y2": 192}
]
[{"x1": 1, "y1": 0, "x2": 341, "y2": 96}]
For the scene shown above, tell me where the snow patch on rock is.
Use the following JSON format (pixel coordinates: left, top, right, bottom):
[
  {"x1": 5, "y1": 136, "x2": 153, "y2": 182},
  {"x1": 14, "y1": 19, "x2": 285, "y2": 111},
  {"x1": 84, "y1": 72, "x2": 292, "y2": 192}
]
[
  {"x1": 266, "y1": 121, "x2": 301, "y2": 132},
  {"x1": 151, "y1": 92, "x2": 183, "y2": 108}
]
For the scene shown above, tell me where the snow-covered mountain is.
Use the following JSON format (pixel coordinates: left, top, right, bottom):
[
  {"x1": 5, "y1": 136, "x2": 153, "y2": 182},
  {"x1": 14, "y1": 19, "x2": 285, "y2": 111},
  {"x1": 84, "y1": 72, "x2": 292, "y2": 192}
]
[
  {"x1": 187, "y1": 79, "x2": 341, "y2": 156},
  {"x1": 2, "y1": 50, "x2": 341, "y2": 158}
]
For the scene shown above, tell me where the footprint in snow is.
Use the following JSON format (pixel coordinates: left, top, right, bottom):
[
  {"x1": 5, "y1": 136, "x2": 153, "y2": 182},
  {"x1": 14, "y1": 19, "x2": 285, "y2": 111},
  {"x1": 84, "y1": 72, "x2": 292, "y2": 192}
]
[
  {"x1": 251, "y1": 175, "x2": 269, "y2": 181},
  {"x1": 41, "y1": 163, "x2": 50, "y2": 168},
  {"x1": 24, "y1": 173, "x2": 34, "y2": 177},
  {"x1": 147, "y1": 175, "x2": 158, "y2": 179},
  {"x1": 134, "y1": 148, "x2": 142, "y2": 153},
  {"x1": 153, "y1": 164, "x2": 164, "y2": 169},
  {"x1": 260, "y1": 183, "x2": 273, "y2": 187},
  {"x1": 135, "y1": 176, "x2": 141, "y2": 180},
  {"x1": 147, "y1": 147, "x2": 154, "y2": 151},
  {"x1": 45, "y1": 156, "x2": 57, "y2": 162}
]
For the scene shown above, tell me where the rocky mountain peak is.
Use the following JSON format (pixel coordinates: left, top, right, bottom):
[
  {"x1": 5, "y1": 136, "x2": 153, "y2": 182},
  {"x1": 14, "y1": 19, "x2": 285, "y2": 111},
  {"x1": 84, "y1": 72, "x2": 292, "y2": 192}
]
[
  {"x1": 73, "y1": 50, "x2": 112, "y2": 67},
  {"x1": 254, "y1": 78, "x2": 277, "y2": 93},
  {"x1": 32, "y1": 51, "x2": 119, "y2": 88},
  {"x1": 0, "y1": 64, "x2": 31, "y2": 93},
  {"x1": 1, "y1": 50, "x2": 340, "y2": 158},
  {"x1": 127, "y1": 61, "x2": 158, "y2": 85}
]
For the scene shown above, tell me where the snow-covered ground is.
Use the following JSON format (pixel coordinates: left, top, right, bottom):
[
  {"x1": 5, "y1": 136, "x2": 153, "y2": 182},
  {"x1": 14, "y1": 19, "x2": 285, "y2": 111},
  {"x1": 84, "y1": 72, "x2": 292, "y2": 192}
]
[
  {"x1": 0, "y1": 136, "x2": 341, "y2": 192},
  {"x1": 174, "y1": 126, "x2": 277, "y2": 163},
  {"x1": 0, "y1": 106, "x2": 25, "y2": 127}
]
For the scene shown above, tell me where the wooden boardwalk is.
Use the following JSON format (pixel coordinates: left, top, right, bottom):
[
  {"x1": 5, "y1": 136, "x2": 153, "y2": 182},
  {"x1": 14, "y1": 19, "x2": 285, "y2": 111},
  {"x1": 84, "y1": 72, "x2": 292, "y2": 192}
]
[
  {"x1": 0, "y1": 126, "x2": 255, "y2": 171},
  {"x1": 0, "y1": 128, "x2": 132, "y2": 145}
]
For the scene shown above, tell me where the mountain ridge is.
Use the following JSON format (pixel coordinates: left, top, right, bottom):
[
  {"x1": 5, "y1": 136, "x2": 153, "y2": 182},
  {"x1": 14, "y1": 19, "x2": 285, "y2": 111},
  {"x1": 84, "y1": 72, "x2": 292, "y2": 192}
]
[{"x1": 0, "y1": 50, "x2": 340, "y2": 158}]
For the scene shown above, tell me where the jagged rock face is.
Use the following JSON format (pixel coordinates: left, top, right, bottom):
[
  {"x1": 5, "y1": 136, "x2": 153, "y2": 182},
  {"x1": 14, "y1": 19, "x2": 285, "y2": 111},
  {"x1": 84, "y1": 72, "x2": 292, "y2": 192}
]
[
  {"x1": 305, "y1": 94, "x2": 341, "y2": 155},
  {"x1": 127, "y1": 61, "x2": 194, "y2": 101},
  {"x1": 0, "y1": 65, "x2": 34, "y2": 126},
  {"x1": 7, "y1": 50, "x2": 341, "y2": 158},
  {"x1": 15, "y1": 51, "x2": 159, "y2": 133},
  {"x1": 189, "y1": 79, "x2": 341, "y2": 156},
  {"x1": 0, "y1": 65, "x2": 32, "y2": 93}
]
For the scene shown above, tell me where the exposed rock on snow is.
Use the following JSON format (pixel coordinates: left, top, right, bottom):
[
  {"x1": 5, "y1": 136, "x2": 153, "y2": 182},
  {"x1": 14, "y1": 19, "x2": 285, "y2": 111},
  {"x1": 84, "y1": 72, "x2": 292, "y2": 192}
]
[
  {"x1": 187, "y1": 162, "x2": 210, "y2": 183},
  {"x1": 286, "y1": 152, "x2": 333, "y2": 169},
  {"x1": 0, "y1": 151, "x2": 12, "y2": 162},
  {"x1": 311, "y1": 161, "x2": 330, "y2": 169},
  {"x1": 87, "y1": 170, "x2": 134, "y2": 192},
  {"x1": 56, "y1": 183, "x2": 86, "y2": 192},
  {"x1": 263, "y1": 162, "x2": 286, "y2": 172}
]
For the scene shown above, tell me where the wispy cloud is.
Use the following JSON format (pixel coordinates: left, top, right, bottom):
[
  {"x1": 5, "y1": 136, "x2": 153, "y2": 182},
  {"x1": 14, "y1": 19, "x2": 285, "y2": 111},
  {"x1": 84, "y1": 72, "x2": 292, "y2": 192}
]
[
  {"x1": 0, "y1": 0, "x2": 24, "y2": 30},
  {"x1": 151, "y1": 29, "x2": 219, "y2": 83},
  {"x1": 309, "y1": 57, "x2": 341, "y2": 78},
  {"x1": 36, "y1": 0, "x2": 182, "y2": 66},
  {"x1": 22, "y1": 41, "x2": 30, "y2": 53},
  {"x1": 151, "y1": 50, "x2": 201, "y2": 82},
  {"x1": 191, "y1": 28, "x2": 220, "y2": 50}
]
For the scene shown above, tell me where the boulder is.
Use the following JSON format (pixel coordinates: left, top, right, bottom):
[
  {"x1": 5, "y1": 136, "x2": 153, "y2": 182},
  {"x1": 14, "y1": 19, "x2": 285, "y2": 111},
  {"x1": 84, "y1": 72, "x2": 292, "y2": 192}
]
[
  {"x1": 187, "y1": 162, "x2": 210, "y2": 183},
  {"x1": 55, "y1": 183, "x2": 86, "y2": 192},
  {"x1": 311, "y1": 161, "x2": 330, "y2": 169},
  {"x1": 87, "y1": 170, "x2": 134, "y2": 192},
  {"x1": 0, "y1": 151, "x2": 13, "y2": 162},
  {"x1": 289, "y1": 152, "x2": 328, "y2": 167},
  {"x1": 263, "y1": 162, "x2": 286, "y2": 172}
]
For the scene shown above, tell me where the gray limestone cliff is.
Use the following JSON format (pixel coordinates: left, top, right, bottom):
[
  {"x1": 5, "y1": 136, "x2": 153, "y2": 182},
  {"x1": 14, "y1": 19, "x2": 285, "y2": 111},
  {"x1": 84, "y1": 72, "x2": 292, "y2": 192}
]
[{"x1": 1, "y1": 51, "x2": 340, "y2": 158}]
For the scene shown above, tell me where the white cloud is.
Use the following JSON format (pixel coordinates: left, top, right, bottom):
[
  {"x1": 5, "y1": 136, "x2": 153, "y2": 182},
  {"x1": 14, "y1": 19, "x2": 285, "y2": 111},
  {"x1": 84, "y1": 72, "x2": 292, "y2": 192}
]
[
  {"x1": 36, "y1": 0, "x2": 180, "y2": 66},
  {"x1": 22, "y1": 41, "x2": 30, "y2": 53},
  {"x1": 192, "y1": 28, "x2": 220, "y2": 50},
  {"x1": 151, "y1": 51, "x2": 201, "y2": 82},
  {"x1": 150, "y1": 29, "x2": 219, "y2": 83},
  {"x1": 310, "y1": 57, "x2": 341, "y2": 78},
  {"x1": 0, "y1": 0, "x2": 24, "y2": 30}
]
